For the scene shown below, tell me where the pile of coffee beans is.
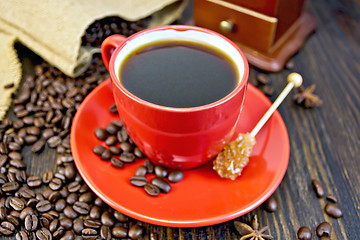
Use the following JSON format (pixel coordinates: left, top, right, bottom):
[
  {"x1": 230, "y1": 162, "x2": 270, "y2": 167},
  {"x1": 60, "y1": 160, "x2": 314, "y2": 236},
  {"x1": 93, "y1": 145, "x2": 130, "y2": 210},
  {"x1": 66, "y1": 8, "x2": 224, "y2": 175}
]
[
  {"x1": 248, "y1": 73, "x2": 275, "y2": 97},
  {"x1": 311, "y1": 179, "x2": 343, "y2": 218},
  {"x1": 0, "y1": 17, "x2": 151, "y2": 239},
  {"x1": 82, "y1": 16, "x2": 150, "y2": 47},
  {"x1": 295, "y1": 178, "x2": 343, "y2": 239},
  {"x1": 130, "y1": 160, "x2": 184, "y2": 197},
  {"x1": 92, "y1": 107, "x2": 184, "y2": 197},
  {"x1": 93, "y1": 119, "x2": 146, "y2": 168}
]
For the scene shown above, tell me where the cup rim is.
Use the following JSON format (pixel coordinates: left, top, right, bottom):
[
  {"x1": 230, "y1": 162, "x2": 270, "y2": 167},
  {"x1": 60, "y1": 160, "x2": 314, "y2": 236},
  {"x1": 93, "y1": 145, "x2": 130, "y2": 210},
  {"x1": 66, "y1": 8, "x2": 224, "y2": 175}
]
[{"x1": 109, "y1": 25, "x2": 249, "y2": 113}]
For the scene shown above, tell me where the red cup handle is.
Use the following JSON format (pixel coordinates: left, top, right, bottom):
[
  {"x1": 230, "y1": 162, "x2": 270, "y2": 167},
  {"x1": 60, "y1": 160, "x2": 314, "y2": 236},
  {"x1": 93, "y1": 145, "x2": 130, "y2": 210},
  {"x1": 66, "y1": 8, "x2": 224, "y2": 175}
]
[{"x1": 101, "y1": 34, "x2": 127, "y2": 70}]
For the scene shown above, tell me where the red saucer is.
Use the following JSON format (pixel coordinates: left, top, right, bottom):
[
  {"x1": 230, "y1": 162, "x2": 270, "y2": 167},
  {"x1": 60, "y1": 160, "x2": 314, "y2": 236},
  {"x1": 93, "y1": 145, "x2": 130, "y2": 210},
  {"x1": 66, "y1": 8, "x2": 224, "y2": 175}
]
[{"x1": 71, "y1": 79, "x2": 289, "y2": 227}]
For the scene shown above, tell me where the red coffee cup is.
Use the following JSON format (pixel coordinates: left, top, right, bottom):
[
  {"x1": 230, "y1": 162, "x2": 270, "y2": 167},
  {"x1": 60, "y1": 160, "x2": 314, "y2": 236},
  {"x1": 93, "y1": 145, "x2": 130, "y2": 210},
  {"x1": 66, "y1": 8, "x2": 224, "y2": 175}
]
[{"x1": 101, "y1": 25, "x2": 249, "y2": 170}]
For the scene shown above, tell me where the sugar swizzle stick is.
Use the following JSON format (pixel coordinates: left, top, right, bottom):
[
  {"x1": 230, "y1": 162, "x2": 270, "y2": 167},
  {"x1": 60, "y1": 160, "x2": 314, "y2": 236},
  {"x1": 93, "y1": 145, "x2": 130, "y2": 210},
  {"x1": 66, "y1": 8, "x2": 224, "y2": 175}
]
[{"x1": 213, "y1": 73, "x2": 303, "y2": 180}]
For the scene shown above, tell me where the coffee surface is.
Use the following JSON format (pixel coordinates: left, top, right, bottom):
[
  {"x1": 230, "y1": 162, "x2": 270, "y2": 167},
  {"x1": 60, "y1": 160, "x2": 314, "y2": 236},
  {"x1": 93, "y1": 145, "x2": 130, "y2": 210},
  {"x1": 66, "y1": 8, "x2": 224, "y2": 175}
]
[{"x1": 120, "y1": 41, "x2": 238, "y2": 108}]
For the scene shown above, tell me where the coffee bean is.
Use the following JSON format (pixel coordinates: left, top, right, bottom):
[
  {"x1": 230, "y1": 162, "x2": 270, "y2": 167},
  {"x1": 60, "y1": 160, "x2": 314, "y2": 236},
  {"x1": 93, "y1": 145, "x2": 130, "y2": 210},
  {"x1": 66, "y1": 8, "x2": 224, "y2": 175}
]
[
  {"x1": 117, "y1": 127, "x2": 129, "y2": 142},
  {"x1": 95, "y1": 128, "x2": 107, "y2": 140},
  {"x1": 73, "y1": 218, "x2": 84, "y2": 234},
  {"x1": 120, "y1": 152, "x2": 135, "y2": 163},
  {"x1": 135, "y1": 166, "x2": 147, "y2": 176},
  {"x1": 130, "y1": 176, "x2": 147, "y2": 187},
  {"x1": 151, "y1": 177, "x2": 171, "y2": 193},
  {"x1": 144, "y1": 184, "x2": 160, "y2": 196},
  {"x1": 24, "y1": 135, "x2": 38, "y2": 144},
  {"x1": 19, "y1": 206, "x2": 34, "y2": 221},
  {"x1": 84, "y1": 219, "x2": 101, "y2": 229},
  {"x1": 260, "y1": 85, "x2": 275, "y2": 96},
  {"x1": 34, "y1": 117, "x2": 45, "y2": 128},
  {"x1": 324, "y1": 203, "x2": 343, "y2": 218},
  {"x1": 68, "y1": 181, "x2": 81, "y2": 193},
  {"x1": 109, "y1": 146, "x2": 121, "y2": 155},
  {"x1": 64, "y1": 164, "x2": 76, "y2": 179},
  {"x1": 54, "y1": 173, "x2": 66, "y2": 182},
  {"x1": 16, "y1": 230, "x2": 29, "y2": 240},
  {"x1": 19, "y1": 186, "x2": 36, "y2": 199},
  {"x1": 82, "y1": 228, "x2": 98, "y2": 239},
  {"x1": 40, "y1": 215, "x2": 50, "y2": 228},
  {"x1": 326, "y1": 194, "x2": 337, "y2": 203},
  {"x1": 9, "y1": 142, "x2": 21, "y2": 151},
  {"x1": 155, "y1": 165, "x2": 168, "y2": 178},
  {"x1": 0, "y1": 173, "x2": 6, "y2": 184},
  {"x1": 90, "y1": 205, "x2": 101, "y2": 219},
  {"x1": 297, "y1": 226, "x2": 312, "y2": 240},
  {"x1": 79, "y1": 192, "x2": 93, "y2": 203},
  {"x1": 36, "y1": 200, "x2": 52, "y2": 212},
  {"x1": 43, "y1": 171, "x2": 54, "y2": 183},
  {"x1": 27, "y1": 126, "x2": 41, "y2": 136},
  {"x1": 312, "y1": 179, "x2": 325, "y2": 198},
  {"x1": 60, "y1": 155, "x2": 74, "y2": 164},
  {"x1": 106, "y1": 123, "x2": 119, "y2": 135},
  {"x1": 27, "y1": 175, "x2": 42, "y2": 187},
  {"x1": 0, "y1": 221, "x2": 15, "y2": 235},
  {"x1": 101, "y1": 211, "x2": 115, "y2": 226},
  {"x1": 42, "y1": 189, "x2": 53, "y2": 199},
  {"x1": 25, "y1": 214, "x2": 38, "y2": 231},
  {"x1": 32, "y1": 139, "x2": 46, "y2": 153},
  {"x1": 59, "y1": 186, "x2": 69, "y2": 198},
  {"x1": 100, "y1": 225, "x2": 111, "y2": 240},
  {"x1": 48, "y1": 191, "x2": 61, "y2": 203},
  {"x1": 10, "y1": 159, "x2": 26, "y2": 169},
  {"x1": 112, "y1": 226, "x2": 128, "y2": 238},
  {"x1": 55, "y1": 199, "x2": 66, "y2": 212},
  {"x1": 319, "y1": 236, "x2": 331, "y2": 240},
  {"x1": 120, "y1": 142, "x2": 133, "y2": 152},
  {"x1": 73, "y1": 201, "x2": 90, "y2": 215},
  {"x1": 49, "y1": 219, "x2": 59, "y2": 232},
  {"x1": 79, "y1": 183, "x2": 89, "y2": 193},
  {"x1": 26, "y1": 198, "x2": 38, "y2": 208},
  {"x1": 134, "y1": 147, "x2": 144, "y2": 158},
  {"x1": 109, "y1": 104, "x2": 118, "y2": 113},
  {"x1": 93, "y1": 145, "x2": 106, "y2": 156},
  {"x1": 263, "y1": 196, "x2": 277, "y2": 212},
  {"x1": 36, "y1": 227, "x2": 53, "y2": 240},
  {"x1": 59, "y1": 218, "x2": 73, "y2": 230},
  {"x1": 111, "y1": 157, "x2": 124, "y2": 168},
  {"x1": 256, "y1": 73, "x2": 271, "y2": 84},
  {"x1": 42, "y1": 129, "x2": 55, "y2": 140},
  {"x1": 105, "y1": 135, "x2": 118, "y2": 146},
  {"x1": 9, "y1": 197, "x2": 25, "y2": 211},
  {"x1": 8, "y1": 151, "x2": 22, "y2": 160},
  {"x1": 316, "y1": 222, "x2": 331, "y2": 237},
  {"x1": 48, "y1": 136, "x2": 62, "y2": 148},
  {"x1": 129, "y1": 224, "x2": 143, "y2": 239},
  {"x1": 2, "y1": 181, "x2": 19, "y2": 192},
  {"x1": 168, "y1": 170, "x2": 183, "y2": 183},
  {"x1": 101, "y1": 149, "x2": 112, "y2": 160},
  {"x1": 53, "y1": 226, "x2": 66, "y2": 239},
  {"x1": 49, "y1": 178, "x2": 63, "y2": 191},
  {"x1": 114, "y1": 210, "x2": 128, "y2": 222},
  {"x1": 64, "y1": 206, "x2": 78, "y2": 219}
]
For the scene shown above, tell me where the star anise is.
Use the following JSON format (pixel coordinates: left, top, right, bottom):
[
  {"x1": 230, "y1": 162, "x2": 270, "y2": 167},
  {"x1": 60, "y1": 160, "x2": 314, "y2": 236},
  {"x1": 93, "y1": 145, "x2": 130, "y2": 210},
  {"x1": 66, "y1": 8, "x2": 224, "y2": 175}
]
[
  {"x1": 293, "y1": 84, "x2": 323, "y2": 108},
  {"x1": 234, "y1": 215, "x2": 273, "y2": 240}
]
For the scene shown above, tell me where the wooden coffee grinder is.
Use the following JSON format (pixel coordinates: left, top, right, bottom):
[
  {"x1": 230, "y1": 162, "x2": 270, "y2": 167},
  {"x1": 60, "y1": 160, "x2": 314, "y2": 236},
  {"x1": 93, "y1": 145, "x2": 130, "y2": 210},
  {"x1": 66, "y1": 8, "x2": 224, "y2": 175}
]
[{"x1": 194, "y1": 0, "x2": 316, "y2": 72}]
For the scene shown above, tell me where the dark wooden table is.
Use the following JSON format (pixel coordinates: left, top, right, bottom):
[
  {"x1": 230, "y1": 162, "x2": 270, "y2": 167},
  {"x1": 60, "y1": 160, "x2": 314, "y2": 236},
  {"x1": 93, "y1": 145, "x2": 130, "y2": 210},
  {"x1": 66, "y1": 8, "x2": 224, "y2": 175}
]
[{"x1": 4, "y1": 0, "x2": 360, "y2": 239}]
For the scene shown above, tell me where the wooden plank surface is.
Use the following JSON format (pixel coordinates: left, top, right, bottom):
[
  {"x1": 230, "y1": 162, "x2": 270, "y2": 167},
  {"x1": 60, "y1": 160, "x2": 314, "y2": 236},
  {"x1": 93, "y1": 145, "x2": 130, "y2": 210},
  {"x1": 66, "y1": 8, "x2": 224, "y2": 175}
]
[{"x1": 2, "y1": 0, "x2": 360, "y2": 239}]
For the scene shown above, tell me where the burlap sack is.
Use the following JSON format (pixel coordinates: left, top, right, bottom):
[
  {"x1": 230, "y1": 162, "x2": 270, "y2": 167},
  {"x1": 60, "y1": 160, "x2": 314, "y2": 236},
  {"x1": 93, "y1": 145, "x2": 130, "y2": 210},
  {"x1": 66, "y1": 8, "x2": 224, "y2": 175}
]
[{"x1": 0, "y1": 0, "x2": 187, "y2": 120}]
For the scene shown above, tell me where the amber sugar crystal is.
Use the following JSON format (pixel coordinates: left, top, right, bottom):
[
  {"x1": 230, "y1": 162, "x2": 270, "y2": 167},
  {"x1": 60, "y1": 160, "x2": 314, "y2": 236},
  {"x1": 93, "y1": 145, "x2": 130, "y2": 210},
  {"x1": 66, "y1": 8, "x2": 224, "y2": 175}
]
[{"x1": 213, "y1": 133, "x2": 256, "y2": 180}]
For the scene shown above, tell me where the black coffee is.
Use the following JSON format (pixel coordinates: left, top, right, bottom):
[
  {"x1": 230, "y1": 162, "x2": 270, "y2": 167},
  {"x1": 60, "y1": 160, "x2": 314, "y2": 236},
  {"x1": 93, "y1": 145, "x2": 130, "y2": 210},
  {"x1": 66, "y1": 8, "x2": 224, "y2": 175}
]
[{"x1": 120, "y1": 41, "x2": 238, "y2": 108}]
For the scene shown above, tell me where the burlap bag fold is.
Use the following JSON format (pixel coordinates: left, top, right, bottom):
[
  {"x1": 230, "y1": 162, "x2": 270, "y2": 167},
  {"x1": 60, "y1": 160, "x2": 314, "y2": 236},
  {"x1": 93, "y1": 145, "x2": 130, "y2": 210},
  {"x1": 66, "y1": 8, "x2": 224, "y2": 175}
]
[
  {"x1": 0, "y1": 0, "x2": 187, "y2": 120},
  {"x1": 0, "y1": 32, "x2": 22, "y2": 120}
]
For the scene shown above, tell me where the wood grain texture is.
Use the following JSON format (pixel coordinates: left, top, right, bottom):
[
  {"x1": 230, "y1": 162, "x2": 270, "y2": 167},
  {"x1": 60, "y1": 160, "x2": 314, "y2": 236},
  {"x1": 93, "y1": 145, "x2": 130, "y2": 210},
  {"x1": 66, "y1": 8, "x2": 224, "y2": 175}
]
[{"x1": 3, "y1": 0, "x2": 359, "y2": 239}]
